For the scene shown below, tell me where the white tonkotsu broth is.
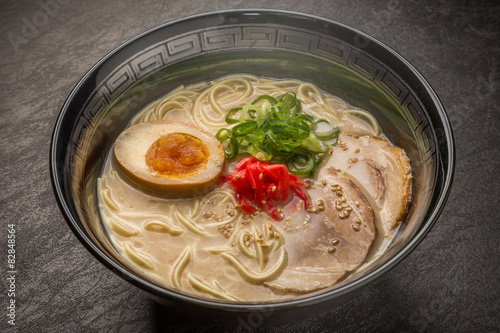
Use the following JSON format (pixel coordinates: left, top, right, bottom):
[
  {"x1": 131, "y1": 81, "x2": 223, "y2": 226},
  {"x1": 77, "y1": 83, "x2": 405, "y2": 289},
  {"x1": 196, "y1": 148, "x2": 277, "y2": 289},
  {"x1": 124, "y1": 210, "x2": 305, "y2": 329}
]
[{"x1": 96, "y1": 75, "x2": 411, "y2": 302}]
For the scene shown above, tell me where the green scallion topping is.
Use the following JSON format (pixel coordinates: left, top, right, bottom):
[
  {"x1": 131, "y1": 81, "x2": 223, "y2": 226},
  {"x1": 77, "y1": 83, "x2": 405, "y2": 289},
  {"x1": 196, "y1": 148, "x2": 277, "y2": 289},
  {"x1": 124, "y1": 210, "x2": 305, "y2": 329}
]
[{"x1": 217, "y1": 92, "x2": 339, "y2": 176}]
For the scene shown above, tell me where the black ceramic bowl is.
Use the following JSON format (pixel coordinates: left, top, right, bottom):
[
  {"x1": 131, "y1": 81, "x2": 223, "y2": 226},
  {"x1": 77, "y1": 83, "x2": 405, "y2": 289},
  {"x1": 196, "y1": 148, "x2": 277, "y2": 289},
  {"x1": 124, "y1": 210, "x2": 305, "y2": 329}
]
[{"x1": 50, "y1": 10, "x2": 454, "y2": 325}]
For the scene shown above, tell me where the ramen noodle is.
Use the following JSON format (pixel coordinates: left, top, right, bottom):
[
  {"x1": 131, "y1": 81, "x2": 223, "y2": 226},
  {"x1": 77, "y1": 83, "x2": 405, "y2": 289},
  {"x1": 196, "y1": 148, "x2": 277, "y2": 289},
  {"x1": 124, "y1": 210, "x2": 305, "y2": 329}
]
[{"x1": 96, "y1": 75, "x2": 412, "y2": 301}]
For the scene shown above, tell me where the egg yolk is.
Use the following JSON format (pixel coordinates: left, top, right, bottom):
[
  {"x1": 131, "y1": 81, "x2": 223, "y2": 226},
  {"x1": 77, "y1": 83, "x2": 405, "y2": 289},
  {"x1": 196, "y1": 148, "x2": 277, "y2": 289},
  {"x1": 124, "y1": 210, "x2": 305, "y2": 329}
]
[{"x1": 146, "y1": 133, "x2": 209, "y2": 178}]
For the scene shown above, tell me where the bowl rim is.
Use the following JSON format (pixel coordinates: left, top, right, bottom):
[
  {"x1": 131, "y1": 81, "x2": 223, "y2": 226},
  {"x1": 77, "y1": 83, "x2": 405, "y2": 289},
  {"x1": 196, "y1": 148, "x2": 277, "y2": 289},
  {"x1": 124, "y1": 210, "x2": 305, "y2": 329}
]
[{"x1": 50, "y1": 8, "x2": 455, "y2": 311}]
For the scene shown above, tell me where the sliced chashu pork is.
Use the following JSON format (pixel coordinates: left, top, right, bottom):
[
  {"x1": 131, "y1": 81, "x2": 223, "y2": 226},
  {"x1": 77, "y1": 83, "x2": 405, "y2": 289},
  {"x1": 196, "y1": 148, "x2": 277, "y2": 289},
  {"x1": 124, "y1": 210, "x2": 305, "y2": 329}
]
[
  {"x1": 264, "y1": 168, "x2": 376, "y2": 294},
  {"x1": 325, "y1": 133, "x2": 412, "y2": 234}
]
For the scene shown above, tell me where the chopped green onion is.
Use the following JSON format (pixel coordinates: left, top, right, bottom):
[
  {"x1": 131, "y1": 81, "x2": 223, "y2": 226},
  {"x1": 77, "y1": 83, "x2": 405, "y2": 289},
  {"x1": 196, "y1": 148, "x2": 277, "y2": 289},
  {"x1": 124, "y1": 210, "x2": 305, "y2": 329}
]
[
  {"x1": 270, "y1": 119, "x2": 310, "y2": 140},
  {"x1": 300, "y1": 133, "x2": 328, "y2": 153},
  {"x1": 239, "y1": 105, "x2": 262, "y2": 123},
  {"x1": 216, "y1": 129, "x2": 239, "y2": 159},
  {"x1": 296, "y1": 114, "x2": 315, "y2": 128},
  {"x1": 244, "y1": 128, "x2": 266, "y2": 143},
  {"x1": 232, "y1": 121, "x2": 258, "y2": 137},
  {"x1": 278, "y1": 92, "x2": 301, "y2": 116},
  {"x1": 215, "y1": 128, "x2": 232, "y2": 139},
  {"x1": 225, "y1": 107, "x2": 242, "y2": 124},
  {"x1": 286, "y1": 153, "x2": 315, "y2": 175},
  {"x1": 247, "y1": 143, "x2": 272, "y2": 161},
  {"x1": 251, "y1": 95, "x2": 277, "y2": 105},
  {"x1": 313, "y1": 119, "x2": 339, "y2": 139},
  {"x1": 217, "y1": 91, "x2": 339, "y2": 176}
]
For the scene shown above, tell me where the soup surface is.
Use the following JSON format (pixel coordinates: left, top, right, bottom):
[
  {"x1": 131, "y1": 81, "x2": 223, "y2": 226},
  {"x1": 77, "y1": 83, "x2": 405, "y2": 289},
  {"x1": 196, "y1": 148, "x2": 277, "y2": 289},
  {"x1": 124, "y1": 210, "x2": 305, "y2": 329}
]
[{"x1": 97, "y1": 75, "x2": 411, "y2": 301}]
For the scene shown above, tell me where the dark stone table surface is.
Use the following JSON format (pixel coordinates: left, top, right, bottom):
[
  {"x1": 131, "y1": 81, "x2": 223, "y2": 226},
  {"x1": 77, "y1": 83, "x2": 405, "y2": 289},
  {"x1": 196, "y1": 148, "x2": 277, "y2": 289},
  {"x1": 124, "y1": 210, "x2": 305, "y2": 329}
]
[{"x1": 1, "y1": 0, "x2": 499, "y2": 332}]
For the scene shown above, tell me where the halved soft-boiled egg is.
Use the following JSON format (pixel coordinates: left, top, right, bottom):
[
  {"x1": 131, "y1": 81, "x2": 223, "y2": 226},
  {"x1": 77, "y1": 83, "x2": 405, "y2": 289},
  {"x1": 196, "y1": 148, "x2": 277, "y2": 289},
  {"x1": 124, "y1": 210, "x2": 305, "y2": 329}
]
[{"x1": 114, "y1": 120, "x2": 225, "y2": 194}]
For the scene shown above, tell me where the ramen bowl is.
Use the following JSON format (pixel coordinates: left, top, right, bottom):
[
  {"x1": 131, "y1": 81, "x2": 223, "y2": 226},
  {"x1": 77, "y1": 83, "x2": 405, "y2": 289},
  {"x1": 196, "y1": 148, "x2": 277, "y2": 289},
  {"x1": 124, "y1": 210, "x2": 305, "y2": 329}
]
[{"x1": 50, "y1": 10, "x2": 454, "y2": 324}]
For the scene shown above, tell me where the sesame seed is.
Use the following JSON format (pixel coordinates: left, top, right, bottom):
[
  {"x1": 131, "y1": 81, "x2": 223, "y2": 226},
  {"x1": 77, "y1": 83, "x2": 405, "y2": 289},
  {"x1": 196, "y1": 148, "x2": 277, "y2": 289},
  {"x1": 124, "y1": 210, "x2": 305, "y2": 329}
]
[
  {"x1": 355, "y1": 148, "x2": 360, "y2": 153},
  {"x1": 331, "y1": 239, "x2": 340, "y2": 245},
  {"x1": 321, "y1": 180, "x2": 327, "y2": 186},
  {"x1": 352, "y1": 224, "x2": 361, "y2": 232},
  {"x1": 336, "y1": 191, "x2": 343, "y2": 197},
  {"x1": 327, "y1": 247, "x2": 337, "y2": 254},
  {"x1": 347, "y1": 163, "x2": 352, "y2": 168},
  {"x1": 341, "y1": 196, "x2": 346, "y2": 203},
  {"x1": 338, "y1": 213, "x2": 345, "y2": 219},
  {"x1": 354, "y1": 218, "x2": 361, "y2": 224},
  {"x1": 235, "y1": 174, "x2": 241, "y2": 179},
  {"x1": 352, "y1": 158, "x2": 358, "y2": 163}
]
